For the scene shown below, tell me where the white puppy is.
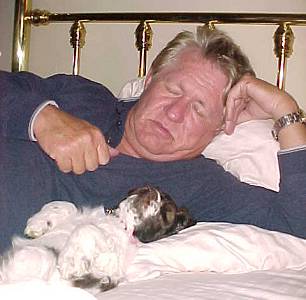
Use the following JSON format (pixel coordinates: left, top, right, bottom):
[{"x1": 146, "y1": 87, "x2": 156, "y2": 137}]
[{"x1": 0, "y1": 186, "x2": 195, "y2": 294}]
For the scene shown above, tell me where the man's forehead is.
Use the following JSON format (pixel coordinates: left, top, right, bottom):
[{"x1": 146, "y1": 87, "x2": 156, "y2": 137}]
[{"x1": 162, "y1": 53, "x2": 227, "y2": 91}]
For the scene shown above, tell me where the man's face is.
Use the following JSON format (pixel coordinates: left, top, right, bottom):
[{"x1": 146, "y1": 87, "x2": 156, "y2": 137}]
[{"x1": 122, "y1": 48, "x2": 228, "y2": 161}]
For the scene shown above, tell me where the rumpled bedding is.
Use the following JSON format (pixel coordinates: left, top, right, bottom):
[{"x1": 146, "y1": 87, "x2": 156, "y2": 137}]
[
  {"x1": 126, "y1": 222, "x2": 306, "y2": 281},
  {"x1": 1, "y1": 222, "x2": 306, "y2": 300}
]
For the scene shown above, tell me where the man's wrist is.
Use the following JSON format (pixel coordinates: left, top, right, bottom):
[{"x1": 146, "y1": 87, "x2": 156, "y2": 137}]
[
  {"x1": 28, "y1": 101, "x2": 59, "y2": 141},
  {"x1": 272, "y1": 109, "x2": 306, "y2": 141}
]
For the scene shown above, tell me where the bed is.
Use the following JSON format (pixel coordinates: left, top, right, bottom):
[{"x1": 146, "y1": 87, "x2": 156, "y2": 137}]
[{"x1": 3, "y1": 0, "x2": 306, "y2": 299}]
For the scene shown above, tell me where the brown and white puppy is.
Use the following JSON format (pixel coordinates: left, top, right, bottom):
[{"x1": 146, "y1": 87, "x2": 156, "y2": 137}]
[
  {"x1": 111, "y1": 186, "x2": 196, "y2": 243},
  {"x1": 0, "y1": 186, "x2": 195, "y2": 294}
]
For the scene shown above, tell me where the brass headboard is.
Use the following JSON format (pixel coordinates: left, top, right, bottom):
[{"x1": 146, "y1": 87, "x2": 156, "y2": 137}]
[{"x1": 12, "y1": 0, "x2": 306, "y2": 90}]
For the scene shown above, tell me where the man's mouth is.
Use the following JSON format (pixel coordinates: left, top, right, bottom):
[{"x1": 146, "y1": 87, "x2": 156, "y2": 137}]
[{"x1": 150, "y1": 120, "x2": 172, "y2": 139}]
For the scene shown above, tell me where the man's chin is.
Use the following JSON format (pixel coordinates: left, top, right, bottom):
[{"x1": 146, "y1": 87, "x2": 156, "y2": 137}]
[
  {"x1": 139, "y1": 145, "x2": 194, "y2": 161},
  {"x1": 138, "y1": 145, "x2": 173, "y2": 160}
]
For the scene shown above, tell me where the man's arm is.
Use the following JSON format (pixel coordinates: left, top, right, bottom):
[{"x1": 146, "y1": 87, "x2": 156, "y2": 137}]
[
  {"x1": 0, "y1": 71, "x2": 52, "y2": 140},
  {"x1": 224, "y1": 75, "x2": 306, "y2": 150},
  {"x1": 0, "y1": 71, "x2": 119, "y2": 173}
]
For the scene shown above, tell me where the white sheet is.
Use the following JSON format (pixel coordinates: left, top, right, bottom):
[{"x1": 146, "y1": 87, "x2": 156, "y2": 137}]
[
  {"x1": 0, "y1": 280, "x2": 96, "y2": 300},
  {"x1": 126, "y1": 222, "x2": 306, "y2": 282},
  {"x1": 106, "y1": 223, "x2": 306, "y2": 299},
  {"x1": 99, "y1": 269, "x2": 306, "y2": 300},
  {"x1": 1, "y1": 269, "x2": 305, "y2": 300}
]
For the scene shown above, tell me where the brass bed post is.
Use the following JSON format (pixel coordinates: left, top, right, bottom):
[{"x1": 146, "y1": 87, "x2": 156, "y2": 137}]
[
  {"x1": 135, "y1": 21, "x2": 153, "y2": 77},
  {"x1": 70, "y1": 21, "x2": 86, "y2": 75},
  {"x1": 12, "y1": 0, "x2": 32, "y2": 71},
  {"x1": 273, "y1": 23, "x2": 294, "y2": 90}
]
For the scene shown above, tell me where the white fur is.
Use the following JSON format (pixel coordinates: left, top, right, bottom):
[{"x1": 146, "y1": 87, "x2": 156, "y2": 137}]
[
  {"x1": 0, "y1": 198, "x2": 139, "y2": 290},
  {"x1": 117, "y1": 190, "x2": 162, "y2": 233},
  {"x1": 117, "y1": 194, "x2": 142, "y2": 233},
  {"x1": 143, "y1": 190, "x2": 161, "y2": 218}
]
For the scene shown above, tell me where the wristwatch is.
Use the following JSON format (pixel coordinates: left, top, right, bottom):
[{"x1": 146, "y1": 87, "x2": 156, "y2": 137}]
[{"x1": 271, "y1": 109, "x2": 306, "y2": 141}]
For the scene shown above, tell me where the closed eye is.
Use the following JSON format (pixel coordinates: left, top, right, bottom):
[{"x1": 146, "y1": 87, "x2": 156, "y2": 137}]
[
  {"x1": 165, "y1": 84, "x2": 182, "y2": 96},
  {"x1": 192, "y1": 100, "x2": 206, "y2": 117}
]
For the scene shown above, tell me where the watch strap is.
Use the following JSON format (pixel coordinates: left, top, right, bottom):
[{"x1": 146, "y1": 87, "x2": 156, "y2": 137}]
[{"x1": 272, "y1": 109, "x2": 306, "y2": 141}]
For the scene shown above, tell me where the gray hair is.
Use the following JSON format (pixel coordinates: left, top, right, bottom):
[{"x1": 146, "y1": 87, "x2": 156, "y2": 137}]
[{"x1": 150, "y1": 25, "x2": 255, "y2": 100}]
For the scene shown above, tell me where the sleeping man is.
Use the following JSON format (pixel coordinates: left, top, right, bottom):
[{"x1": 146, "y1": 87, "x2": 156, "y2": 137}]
[{"x1": 0, "y1": 26, "x2": 306, "y2": 253}]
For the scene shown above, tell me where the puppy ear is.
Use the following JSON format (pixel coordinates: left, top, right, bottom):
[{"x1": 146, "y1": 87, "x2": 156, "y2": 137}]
[
  {"x1": 127, "y1": 187, "x2": 140, "y2": 195},
  {"x1": 127, "y1": 185, "x2": 152, "y2": 196},
  {"x1": 160, "y1": 202, "x2": 177, "y2": 226},
  {"x1": 158, "y1": 206, "x2": 196, "y2": 240},
  {"x1": 174, "y1": 207, "x2": 197, "y2": 232}
]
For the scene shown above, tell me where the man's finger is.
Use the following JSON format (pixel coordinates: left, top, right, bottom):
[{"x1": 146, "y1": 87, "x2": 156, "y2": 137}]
[
  {"x1": 97, "y1": 144, "x2": 110, "y2": 165},
  {"x1": 56, "y1": 157, "x2": 73, "y2": 174},
  {"x1": 84, "y1": 147, "x2": 99, "y2": 171}
]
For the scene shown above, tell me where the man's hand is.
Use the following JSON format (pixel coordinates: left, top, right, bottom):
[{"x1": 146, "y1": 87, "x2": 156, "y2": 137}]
[
  {"x1": 33, "y1": 105, "x2": 119, "y2": 174},
  {"x1": 223, "y1": 75, "x2": 306, "y2": 149},
  {"x1": 223, "y1": 75, "x2": 299, "y2": 135}
]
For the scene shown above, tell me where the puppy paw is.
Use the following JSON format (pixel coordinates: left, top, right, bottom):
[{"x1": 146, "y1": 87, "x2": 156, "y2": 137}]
[{"x1": 25, "y1": 201, "x2": 77, "y2": 238}]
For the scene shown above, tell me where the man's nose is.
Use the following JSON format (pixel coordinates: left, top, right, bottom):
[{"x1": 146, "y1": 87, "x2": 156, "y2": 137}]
[{"x1": 165, "y1": 99, "x2": 188, "y2": 123}]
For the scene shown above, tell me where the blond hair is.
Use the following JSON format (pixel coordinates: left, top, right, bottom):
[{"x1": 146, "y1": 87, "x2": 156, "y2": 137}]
[{"x1": 150, "y1": 25, "x2": 255, "y2": 99}]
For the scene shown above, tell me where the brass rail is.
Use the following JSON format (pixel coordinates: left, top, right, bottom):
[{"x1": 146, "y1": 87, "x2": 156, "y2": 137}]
[
  {"x1": 27, "y1": 11, "x2": 306, "y2": 25},
  {"x1": 13, "y1": 0, "x2": 306, "y2": 89}
]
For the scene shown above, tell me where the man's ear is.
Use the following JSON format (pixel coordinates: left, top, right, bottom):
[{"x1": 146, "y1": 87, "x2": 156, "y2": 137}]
[{"x1": 143, "y1": 69, "x2": 153, "y2": 90}]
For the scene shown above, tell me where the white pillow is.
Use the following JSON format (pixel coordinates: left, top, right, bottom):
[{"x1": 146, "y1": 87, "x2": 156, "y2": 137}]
[
  {"x1": 202, "y1": 120, "x2": 280, "y2": 191},
  {"x1": 126, "y1": 222, "x2": 306, "y2": 282},
  {"x1": 118, "y1": 77, "x2": 145, "y2": 100},
  {"x1": 118, "y1": 79, "x2": 280, "y2": 191}
]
